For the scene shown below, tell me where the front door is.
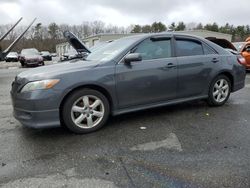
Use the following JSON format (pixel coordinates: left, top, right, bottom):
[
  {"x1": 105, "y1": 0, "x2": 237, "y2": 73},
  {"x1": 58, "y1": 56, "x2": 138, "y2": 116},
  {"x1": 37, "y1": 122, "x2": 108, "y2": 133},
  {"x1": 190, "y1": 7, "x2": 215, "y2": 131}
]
[{"x1": 115, "y1": 37, "x2": 178, "y2": 108}]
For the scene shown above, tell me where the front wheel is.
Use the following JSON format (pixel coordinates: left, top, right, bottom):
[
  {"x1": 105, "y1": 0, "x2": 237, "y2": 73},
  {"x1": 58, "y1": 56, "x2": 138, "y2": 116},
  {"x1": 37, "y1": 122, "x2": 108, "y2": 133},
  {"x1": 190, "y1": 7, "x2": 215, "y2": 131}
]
[
  {"x1": 207, "y1": 75, "x2": 231, "y2": 106},
  {"x1": 62, "y1": 89, "x2": 110, "y2": 134}
]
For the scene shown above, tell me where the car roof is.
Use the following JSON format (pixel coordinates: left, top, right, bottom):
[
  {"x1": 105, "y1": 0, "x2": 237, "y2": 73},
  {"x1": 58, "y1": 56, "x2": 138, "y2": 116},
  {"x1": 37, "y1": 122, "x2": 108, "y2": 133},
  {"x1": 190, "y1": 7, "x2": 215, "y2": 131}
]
[{"x1": 118, "y1": 32, "x2": 227, "y2": 50}]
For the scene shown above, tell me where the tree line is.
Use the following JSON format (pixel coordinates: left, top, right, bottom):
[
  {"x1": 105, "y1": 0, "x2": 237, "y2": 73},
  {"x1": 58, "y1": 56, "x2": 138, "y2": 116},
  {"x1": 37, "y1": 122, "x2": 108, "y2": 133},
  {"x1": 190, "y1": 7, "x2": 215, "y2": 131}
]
[
  {"x1": 0, "y1": 21, "x2": 132, "y2": 53},
  {"x1": 0, "y1": 21, "x2": 250, "y2": 53},
  {"x1": 131, "y1": 22, "x2": 250, "y2": 42}
]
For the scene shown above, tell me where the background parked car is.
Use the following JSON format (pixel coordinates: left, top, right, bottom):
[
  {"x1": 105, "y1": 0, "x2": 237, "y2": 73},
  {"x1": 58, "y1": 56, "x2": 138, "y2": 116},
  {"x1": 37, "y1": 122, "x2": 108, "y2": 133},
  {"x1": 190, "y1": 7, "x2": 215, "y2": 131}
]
[
  {"x1": 235, "y1": 37, "x2": 250, "y2": 70},
  {"x1": 19, "y1": 48, "x2": 44, "y2": 67},
  {"x1": 5, "y1": 52, "x2": 18, "y2": 62},
  {"x1": 41, "y1": 51, "x2": 52, "y2": 61},
  {"x1": 51, "y1": 53, "x2": 57, "y2": 57},
  {"x1": 60, "y1": 49, "x2": 87, "y2": 61}
]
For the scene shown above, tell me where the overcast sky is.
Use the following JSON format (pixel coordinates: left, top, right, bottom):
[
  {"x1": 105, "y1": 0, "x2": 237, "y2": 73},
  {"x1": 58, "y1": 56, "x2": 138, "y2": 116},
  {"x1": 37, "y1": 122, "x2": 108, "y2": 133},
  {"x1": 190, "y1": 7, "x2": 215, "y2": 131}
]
[{"x1": 0, "y1": 0, "x2": 249, "y2": 26}]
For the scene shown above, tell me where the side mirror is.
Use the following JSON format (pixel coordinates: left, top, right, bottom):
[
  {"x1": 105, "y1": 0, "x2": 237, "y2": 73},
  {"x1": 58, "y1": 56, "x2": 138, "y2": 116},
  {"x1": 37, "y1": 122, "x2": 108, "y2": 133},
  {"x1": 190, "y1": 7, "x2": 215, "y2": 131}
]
[{"x1": 124, "y1": 53, "x2": 142, "y2": 64}]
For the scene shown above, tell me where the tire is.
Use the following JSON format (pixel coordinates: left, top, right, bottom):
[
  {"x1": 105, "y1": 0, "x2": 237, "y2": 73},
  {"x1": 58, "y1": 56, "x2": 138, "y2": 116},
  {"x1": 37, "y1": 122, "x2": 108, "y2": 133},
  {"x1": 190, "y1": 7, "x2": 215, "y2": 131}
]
[
  {"x1": 41, "y1": 61, "x2": 45, "y2": 66},
  {"x1": 207, "y1": 75, "x2": 231, "y2": 106},
  {"x1": 62, "y1": 89, "x2": 110, "y2": 134},
  {"x1": 20, "y1": 61, "x2": 25, "y2": 67}
]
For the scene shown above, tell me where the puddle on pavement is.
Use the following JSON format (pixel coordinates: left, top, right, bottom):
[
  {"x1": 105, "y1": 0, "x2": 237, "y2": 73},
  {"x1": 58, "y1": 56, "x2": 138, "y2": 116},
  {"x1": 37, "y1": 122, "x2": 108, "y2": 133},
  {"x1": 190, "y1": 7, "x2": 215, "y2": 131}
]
[{"x1": 130, "y1": 133, "x2": 183, "y2": 152}]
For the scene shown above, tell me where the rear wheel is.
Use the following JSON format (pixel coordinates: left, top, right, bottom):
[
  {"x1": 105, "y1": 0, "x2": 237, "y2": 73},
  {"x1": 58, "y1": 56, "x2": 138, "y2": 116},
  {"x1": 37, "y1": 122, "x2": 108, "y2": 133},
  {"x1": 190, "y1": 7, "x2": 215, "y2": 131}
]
[
  {"x1": 207, "y1": 75, "x2": 231, "y2": 106},
  {"x1": 62, "y1": 89, "x2": 110, "y2": 134}
]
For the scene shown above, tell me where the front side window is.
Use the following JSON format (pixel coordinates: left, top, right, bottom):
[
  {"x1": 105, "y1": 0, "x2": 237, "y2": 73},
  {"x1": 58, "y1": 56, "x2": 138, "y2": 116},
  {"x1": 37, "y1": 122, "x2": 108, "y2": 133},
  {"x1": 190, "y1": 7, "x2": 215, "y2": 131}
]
[
  {"x1": 133, "y1": 38, "x2": 172, "y2": 60},
  {"x1": 176, "y1": 39, "x2": 204, "y2": 57}
]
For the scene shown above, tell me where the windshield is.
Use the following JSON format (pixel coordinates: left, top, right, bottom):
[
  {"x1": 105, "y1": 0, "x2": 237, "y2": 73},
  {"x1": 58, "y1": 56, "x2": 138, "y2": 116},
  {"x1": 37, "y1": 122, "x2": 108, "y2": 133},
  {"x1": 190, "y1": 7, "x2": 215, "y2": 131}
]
[
  {"x1": 21, "y1": 48, "x2": 39, "y2": 55},
  {"x1": 85, "y1": 37, "x2": 139, "y2": 61}
]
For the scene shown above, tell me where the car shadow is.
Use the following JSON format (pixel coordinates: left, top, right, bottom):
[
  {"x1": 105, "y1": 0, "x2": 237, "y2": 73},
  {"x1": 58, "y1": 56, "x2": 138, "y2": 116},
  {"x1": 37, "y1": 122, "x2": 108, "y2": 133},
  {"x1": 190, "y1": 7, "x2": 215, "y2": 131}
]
[
  {"x1": 108, "y1": 100, "x2": 209, "y2": 127},
  {"x1": 19, "y1": 100, "x2": 210, "y2": 139}
]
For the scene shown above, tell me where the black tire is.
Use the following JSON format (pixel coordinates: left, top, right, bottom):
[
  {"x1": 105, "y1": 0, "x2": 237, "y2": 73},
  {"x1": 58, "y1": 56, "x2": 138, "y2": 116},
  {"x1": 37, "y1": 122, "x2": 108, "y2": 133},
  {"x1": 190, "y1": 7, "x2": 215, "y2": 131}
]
[
  {"x1": 20, "y1": 61, "x2": 25, "y2": 67},
  {"x1": 207, "y1": 75, "x2": 231, "y2": 106},
  {"x1": 62, "y1": 89, "x2": 110, "y2": 134}
]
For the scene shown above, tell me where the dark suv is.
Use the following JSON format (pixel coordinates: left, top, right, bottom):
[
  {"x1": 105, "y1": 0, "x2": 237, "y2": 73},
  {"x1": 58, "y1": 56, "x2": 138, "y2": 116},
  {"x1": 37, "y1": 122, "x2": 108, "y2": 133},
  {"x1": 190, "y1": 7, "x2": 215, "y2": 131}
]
[{"x1": 11, "y1": 31, "x2": 246, "y2": 134}]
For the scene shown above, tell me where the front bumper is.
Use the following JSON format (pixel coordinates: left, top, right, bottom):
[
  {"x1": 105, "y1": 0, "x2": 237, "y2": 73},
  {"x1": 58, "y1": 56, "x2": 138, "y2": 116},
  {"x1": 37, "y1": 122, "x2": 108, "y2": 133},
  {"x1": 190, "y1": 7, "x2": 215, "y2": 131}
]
[
  {"x1": 13, "y1": 107, "x2": 60, "y2": 128},
  {"x1": 11, "y1": 89, "x2": 62, "y2": 128},
  {"x1": 25, "y1": 60, "x2": 42, "y2": 66}
]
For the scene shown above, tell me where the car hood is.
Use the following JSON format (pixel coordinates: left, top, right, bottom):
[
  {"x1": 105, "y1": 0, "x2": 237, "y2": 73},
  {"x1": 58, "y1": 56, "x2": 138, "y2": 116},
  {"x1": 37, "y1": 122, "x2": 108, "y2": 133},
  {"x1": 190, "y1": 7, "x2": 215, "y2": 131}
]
[
  {"x1": 6, "y1": 54, "x2": 18, "y2": 58},
  {"x1": 17, "y1": 60, "x2": 100, "y2": 82},
  {"x1": 63, "y1": 31, "x2": 91, "y2": 54}
]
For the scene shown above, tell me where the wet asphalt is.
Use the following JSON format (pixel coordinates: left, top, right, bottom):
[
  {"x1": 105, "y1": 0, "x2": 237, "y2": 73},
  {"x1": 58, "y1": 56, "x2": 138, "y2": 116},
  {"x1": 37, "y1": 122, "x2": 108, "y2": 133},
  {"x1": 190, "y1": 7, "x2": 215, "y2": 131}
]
[{"x1": 0, "y1": 67, "x2": 250, "y2": 188}]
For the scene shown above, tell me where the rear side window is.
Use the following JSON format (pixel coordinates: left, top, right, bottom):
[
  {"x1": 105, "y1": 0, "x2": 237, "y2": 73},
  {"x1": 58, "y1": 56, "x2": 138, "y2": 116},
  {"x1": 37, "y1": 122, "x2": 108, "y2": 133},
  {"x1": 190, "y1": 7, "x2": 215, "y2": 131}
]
[
  {"x1": 203, "y1": 44, "x2": 217, "y2": 55},
  {"x1": 133, "y1": 38, "x2": 172, "y2": 60},
  {"x1": 176, "y1": 39, "x2": 203, "y2": 57}
]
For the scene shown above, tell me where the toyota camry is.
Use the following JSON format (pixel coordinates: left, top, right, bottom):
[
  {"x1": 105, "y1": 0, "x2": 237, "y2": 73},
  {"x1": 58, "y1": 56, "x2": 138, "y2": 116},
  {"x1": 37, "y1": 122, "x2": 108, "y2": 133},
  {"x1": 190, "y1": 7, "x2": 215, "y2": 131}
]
[{"x1": 11, "y1": 31, "x2": 246, "y2": 133}]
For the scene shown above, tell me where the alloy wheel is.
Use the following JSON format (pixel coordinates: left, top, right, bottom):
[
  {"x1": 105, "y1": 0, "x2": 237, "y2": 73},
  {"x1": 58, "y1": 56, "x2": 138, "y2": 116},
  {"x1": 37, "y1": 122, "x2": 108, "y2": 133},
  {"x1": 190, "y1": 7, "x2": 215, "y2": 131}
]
[
  {"x1": 71, "y1": 95, "x2": 105, "y2": 129},
  {"x1": 213, "y1": 79, "x2": 229, "y2": 103}
]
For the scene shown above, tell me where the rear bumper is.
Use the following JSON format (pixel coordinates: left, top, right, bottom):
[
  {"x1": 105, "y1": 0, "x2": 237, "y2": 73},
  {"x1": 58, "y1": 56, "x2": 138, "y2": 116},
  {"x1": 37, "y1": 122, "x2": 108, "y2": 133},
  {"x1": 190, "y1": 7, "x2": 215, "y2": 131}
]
[
  {"x1": 232, "y1": 80, "x2": 245, "y2": 92},
  {"x1": 5, "y1": 58, "x2": 18, "y2": 62},
  {"x1": 232, "y1": 65, "x2": 246, "y2": 92}
]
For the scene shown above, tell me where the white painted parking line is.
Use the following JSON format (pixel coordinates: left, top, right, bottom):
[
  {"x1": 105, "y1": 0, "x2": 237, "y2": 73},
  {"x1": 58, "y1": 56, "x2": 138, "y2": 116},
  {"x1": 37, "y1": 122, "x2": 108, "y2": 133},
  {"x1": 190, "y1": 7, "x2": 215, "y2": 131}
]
[{"x1": 130, "y1": 133, "x2": 183, "y2": 152}]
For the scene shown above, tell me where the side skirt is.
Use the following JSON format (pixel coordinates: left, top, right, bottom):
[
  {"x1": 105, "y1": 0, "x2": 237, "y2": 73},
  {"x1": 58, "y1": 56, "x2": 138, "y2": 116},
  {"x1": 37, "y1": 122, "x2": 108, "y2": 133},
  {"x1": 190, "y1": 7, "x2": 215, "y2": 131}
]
[{"x1": 112, "y1": 95, "x2": 208, "y2": 116}]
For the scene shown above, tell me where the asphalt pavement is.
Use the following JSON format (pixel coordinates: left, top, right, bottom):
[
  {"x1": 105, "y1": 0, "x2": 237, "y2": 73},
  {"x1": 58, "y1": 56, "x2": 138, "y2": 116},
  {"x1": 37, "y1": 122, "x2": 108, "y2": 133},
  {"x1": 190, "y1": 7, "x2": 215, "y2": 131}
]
[{"x1": 0, "y1": 65, "x2": 250, "y2": 188}]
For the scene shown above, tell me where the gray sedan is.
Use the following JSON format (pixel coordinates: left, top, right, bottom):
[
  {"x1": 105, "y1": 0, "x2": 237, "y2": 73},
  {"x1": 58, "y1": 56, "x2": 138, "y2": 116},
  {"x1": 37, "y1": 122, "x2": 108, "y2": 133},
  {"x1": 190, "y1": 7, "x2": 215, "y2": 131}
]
[{"x1": 11, "y1": 32, "x2": 246, "y2": 133}]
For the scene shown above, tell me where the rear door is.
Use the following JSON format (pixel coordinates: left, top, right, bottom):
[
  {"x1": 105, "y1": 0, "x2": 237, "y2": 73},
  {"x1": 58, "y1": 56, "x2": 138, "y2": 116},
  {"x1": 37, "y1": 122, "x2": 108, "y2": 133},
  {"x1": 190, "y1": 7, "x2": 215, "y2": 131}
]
[
  {"x1": 174, "y1": 37, "x2": 219, "y2": 98},
  {"x1": 115, "y1": 37, "x2": 178, "y2": 108}
]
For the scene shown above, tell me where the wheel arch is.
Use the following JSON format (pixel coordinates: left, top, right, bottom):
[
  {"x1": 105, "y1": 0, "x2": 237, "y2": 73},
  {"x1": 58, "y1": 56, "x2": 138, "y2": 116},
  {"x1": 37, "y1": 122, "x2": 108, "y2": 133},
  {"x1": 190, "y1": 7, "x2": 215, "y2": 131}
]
[
  {"x1": 210, "y1": 71, "x2": 234, "y2": 92},
  {"x1": 59, "y1": 84, "x2": 114, "y2": 119}
]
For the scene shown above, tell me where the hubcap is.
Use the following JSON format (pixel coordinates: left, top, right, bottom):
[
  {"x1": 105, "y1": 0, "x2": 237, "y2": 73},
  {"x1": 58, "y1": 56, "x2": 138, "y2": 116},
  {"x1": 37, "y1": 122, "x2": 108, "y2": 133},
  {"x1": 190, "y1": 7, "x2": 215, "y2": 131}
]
[
  {"x1": 71, "y1": 95, "x2": 105, "y2": 129},
  {"x1": 213, "y1": 79, "x2": 229, "y2": 103}
]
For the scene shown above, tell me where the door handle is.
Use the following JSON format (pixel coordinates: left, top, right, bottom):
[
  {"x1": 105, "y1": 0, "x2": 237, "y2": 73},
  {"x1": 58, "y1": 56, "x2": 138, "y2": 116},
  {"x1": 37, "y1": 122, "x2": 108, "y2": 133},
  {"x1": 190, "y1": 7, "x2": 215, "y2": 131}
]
[
  {"x1": 211, "y1": 58, "x2": 219, "y2": 63},
  {"x1": 165, "y1": 63, "x2": 176, "y2": 68}
]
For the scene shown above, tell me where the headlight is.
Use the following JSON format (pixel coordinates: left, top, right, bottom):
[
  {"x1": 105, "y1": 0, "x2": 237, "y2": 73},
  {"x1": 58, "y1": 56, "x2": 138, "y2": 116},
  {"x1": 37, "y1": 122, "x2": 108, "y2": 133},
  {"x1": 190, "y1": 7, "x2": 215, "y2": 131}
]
[{"x1": 21, "y1": 79, "x2": 60, "y2": 92}]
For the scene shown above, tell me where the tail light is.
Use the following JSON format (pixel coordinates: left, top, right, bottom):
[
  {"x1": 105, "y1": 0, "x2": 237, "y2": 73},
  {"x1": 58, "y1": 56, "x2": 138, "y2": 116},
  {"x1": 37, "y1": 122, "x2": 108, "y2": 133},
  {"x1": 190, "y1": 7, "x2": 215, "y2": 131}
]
[{"x1": 237, "y1": 56, "x2": 246, "y2": 65}]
